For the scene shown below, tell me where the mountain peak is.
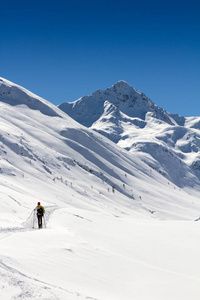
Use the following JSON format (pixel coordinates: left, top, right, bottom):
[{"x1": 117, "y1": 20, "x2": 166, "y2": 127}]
[
  {"x1": 59, "y1": 80, "x2": 155, "y2": 127},
  {"x1": 112, "y1": 80, "x2": 132, "y2": 88},
  {"x1": 109, "y1": 80, "x2": 137, "y2": 95}
]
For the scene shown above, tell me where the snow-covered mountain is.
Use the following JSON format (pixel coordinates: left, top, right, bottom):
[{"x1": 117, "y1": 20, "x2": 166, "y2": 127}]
[
  {"x1": 59, "y1": 80, "x2": 200, "y2": 189},
  {"x1": 0, "y1": 77, "x2": 200, "y2": 300}
]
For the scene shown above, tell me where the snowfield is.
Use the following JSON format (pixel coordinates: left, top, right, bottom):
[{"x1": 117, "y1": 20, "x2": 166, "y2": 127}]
[
  {"x1": 0, "y1": 206, "x2": 200, "y2": 300},
  {"x1": 0, "y1": 77, "x2": 200, "y2": 299}
]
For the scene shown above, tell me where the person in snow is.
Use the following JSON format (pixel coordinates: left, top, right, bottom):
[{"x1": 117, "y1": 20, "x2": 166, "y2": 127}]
[{"x1": 35, "y1": 202, "x2": 45, "y2": 229}]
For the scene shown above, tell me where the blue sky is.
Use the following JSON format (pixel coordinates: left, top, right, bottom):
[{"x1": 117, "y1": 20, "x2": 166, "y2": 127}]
[{"x1": 1, "y1": 0, "x2": 199, "y2": 116}]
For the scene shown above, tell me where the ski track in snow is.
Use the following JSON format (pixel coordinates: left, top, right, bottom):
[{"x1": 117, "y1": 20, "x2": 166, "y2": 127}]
[
  {"x1": 0, "y1": 206, "x2": 100, "y2": 300},
  {"x1": 0, "y1": 257, "x2": 90, "y2": 300},
  {"x1": 0, "y1": 205, "x2": 57, "y2": 235}
]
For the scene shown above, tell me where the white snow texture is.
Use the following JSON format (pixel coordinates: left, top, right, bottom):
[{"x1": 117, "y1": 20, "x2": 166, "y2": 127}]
[{"x1": 0, "y1": 77, "x2": 200, "y2": 300}]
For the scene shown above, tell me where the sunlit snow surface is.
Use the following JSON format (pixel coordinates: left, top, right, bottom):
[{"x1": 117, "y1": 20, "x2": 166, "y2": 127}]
[
  {"x1": 59, "y1": 80, "x2": 200, "y2": 190},
  {"x1": 0, "y1": 78, "x2": 200, "y2": 299}
]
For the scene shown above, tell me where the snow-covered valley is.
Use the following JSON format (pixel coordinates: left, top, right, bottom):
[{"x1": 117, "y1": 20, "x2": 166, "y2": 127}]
[
  {"x1": 0, "y1": 78, "x2": 200, "y2": 299},
  {"x1": 1, "y1": 209, "x2": 200, "y2": 300}
]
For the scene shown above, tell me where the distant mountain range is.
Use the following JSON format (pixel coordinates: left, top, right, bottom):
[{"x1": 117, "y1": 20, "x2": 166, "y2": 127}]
[{"x1": 59, "y1": 80, "x2": 200, "y2": 189}]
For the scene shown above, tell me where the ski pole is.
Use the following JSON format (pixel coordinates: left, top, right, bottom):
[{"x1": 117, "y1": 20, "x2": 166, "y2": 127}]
[
  {"x1": 32, "y1": 210, "x2": 35, "y2": 228},
  {"x1": 43, "y1": 215, "x2": 46, "y2": 229}
]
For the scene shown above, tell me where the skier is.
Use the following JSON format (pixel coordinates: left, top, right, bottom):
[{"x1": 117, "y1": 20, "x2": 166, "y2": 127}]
[{"x1": 35, "y1": 202, "x2": 45, "y2": 229}]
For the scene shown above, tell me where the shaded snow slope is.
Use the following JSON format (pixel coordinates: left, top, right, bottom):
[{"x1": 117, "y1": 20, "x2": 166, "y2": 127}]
[
  {"x1": 0, "y1": 78, "x2": 200, "y2": 300},
  {"x1": 59, "y1": 81, "x2": 200, "y2": 188}
]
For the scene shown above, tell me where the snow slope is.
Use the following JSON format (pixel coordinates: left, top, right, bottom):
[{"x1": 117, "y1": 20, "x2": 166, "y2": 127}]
[
  {"x1": 59, "y1": 81, "x2": 200, "y2": 189},
  {"x1": 0, "y1": 77, "x2": 200, "y2": 299}
]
